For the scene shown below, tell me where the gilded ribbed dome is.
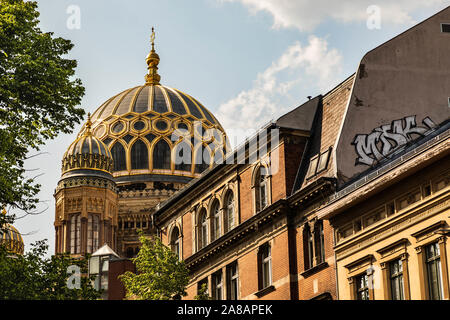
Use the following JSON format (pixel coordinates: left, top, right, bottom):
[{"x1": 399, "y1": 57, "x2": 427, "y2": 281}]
[
  {"x1": 1, "y1": 224, "x2": 24, "y2": 255},
  {"x1": 74, "y1": 30, "x2": 228, "y2": 184},
  {"x1": 62, "y1": 115, "x2": 114, "y2": 176}
]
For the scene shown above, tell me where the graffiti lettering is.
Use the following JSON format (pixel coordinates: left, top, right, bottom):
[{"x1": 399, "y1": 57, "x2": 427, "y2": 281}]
[{"x1": 352, "y1": 115, "x2": 437, "y2": 166}]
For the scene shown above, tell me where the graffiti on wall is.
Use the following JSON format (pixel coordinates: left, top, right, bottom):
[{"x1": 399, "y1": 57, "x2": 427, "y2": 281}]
[{"x1": 352, "y1": 115, "x2": 437, "y2": 166}]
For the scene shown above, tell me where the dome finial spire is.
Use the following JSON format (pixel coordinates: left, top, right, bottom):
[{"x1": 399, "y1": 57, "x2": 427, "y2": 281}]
[
  {"x1": 145, "y1": 27, "x2": 161, "y2": 85},
  {"x1": 84, "y1": 112, "x2": 93, "y2": 135}
]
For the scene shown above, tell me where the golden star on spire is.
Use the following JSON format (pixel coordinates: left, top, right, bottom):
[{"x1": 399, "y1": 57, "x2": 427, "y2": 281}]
[{"x1": 145, "y1": 26, "x2": 161, "y2": 85}]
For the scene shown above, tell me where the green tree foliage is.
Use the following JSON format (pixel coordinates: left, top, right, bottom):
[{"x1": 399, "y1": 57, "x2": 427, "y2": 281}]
[
  {"x1": 119, "y1": 232, "x2": 190, "y2": 300},
  {"x1": 0, "y1": 0, "x2": 85, "y2": 212},
  {"x1": 194, "y1": 282, "x2": 212, "y2": 300},
  {"x1": 0, "y1": 239, "x2": 100, "y2": 299}
]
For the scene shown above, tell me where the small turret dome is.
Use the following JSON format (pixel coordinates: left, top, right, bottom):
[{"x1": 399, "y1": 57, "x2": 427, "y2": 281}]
[
  {"x1": 62, "y1": 114, "x2": 114, "y2": 177},
  {"x1": 1, "y1": 210, "x2": 24, "y2": 255}
]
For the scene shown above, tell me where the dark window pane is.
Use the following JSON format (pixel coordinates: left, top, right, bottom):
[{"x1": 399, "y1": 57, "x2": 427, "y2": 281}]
[
  {"x1": 356, "y1": 273, "x2": 370, "y2": 300},
  {"x1": 153, "y1": 139, "x2": 171, "y2": 169},
  {"x1": 153, "y1": 86, "x2": 168, "y2": 113},
  {"x1": 166, "y1": 89, "x2": 187, "y2": 115},
  {"x1": 193, "y1": 98, "x2": 215, "y2": 124},
  {"x1": 133, "y1": 121, "x2": 146, "y2": 131},
  {"x1": 426, "y1": 243, "x2": 443, "y2": 300},
  {"x1": 123, "y1": 134, "x2": 134, "y2": 144},
  {"x1": 112, "y1": 121, "x2": 124, "y2": 134},
  {"x1": 176, "y1": 90, "x2": 203, "y2": 119},
  {"x1": 389, "y1": 259, "x2": 404, "y2": 300},
  {"x1": 102, "y1": 137, "x2": 112, "y2": 146},
  {"x1": 194, "y1": 146, "x2": 211, "y2": 173},
  {"x1": 133, "y1": 86, "x2": 149, "y2": 113},
  {"x1": 131, "y1": 140, "x2": 149, "y2": 169},
  {"x1": 178, "y1": 122, "x2": 188, "y2": 130},
  {"x1": 145, "y1": 133, "x2": 156, "y2": 143},
  {"x1": 174, "y1": 142, "x2": 192, "y2": 171},
  {"x1": 155, "y1": 120, "x2": 168, "y2": 131},
  {"x1": 111, "y1": 142, "x2": 127, "y2": 171}
]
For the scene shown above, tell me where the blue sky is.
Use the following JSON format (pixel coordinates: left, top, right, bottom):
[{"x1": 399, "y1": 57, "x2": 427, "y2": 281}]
[{"x1": 14, "y1": 0, "x2": 448, "y2": 254}]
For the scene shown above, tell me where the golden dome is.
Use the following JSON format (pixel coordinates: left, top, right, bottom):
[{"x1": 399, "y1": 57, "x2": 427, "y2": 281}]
[
  {"x1": 75, "y1": 29, "x2": 228, "y2": 184},
  {"x1": 1, "y1": 223, "x2": 24, "y2": 255},
  {"x1": 62, "y1": 114, "x2": 114, "y2": 176}
]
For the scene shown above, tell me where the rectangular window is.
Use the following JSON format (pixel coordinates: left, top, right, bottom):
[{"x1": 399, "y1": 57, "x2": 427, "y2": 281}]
[
  {"x1": 441, "y1": 23, "x2": 450, "y2": 33},
  {"x1": 315, "y1": 222, "x2": 325, "y2": 264},
  {"x1": 426, "y1": 242, "x2": 444, "y2": 300},
  {"x1": 338, "y1": 224, "x2": 353, "y2": 241},
  {"x1": 259, "y1": 244, "x2": 272, "y2": 289},
  {"x1": 386, "y1": 202, "x2": 395, "y2": 217},
  {"x1": 355, "y1": 273, "x2": 370, "y2": 300},
  {"x1": 363, "y1": 209, "x2": 383, "y2": 228},
  {"x1": 306, "y1": 156, "x2": 319, "y2": 179},
  {"x1": 307, "y1": 232, "x2": 314, "y2": 269},
  {"x1": 226, "y1": 262, "x2": 239, "y2": 300},
  {"x1": 389, "y1": 259, "x2": 405, "y2": 300},
  {"x1": 423, "y1": 184, "x2": 432, "y2": 198},
  {"x1": 316, "y1": 149, "x2": 331, "y2": 173},
  {"x1": 212, "y1": 270, "x2": 223, "y2": 300},
  {"x1": 396, "y1": 189, "x2": 421, "y2": 210}
]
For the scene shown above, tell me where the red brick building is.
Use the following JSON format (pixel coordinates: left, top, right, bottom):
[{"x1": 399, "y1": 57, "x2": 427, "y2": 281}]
[{"x1": 55, "y1": 7, "x2": 450, "y2": 300}]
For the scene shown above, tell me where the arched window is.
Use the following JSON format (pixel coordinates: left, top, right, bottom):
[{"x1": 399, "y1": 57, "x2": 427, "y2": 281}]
[
  {"x1": 170, "y1": 226, "x2": 181, "y2": 258},
  {"x1": 194, "y1": 145, "x2": 212, "y2": 174},
  {"x1": 198, "y1": 208, "x2": 208, "y2": 250},
  {"x1": 153, "y1": 139, "x2": 171, "y2": 170},
  {"x1": 255, "y1": 166, "x2": 269, "y2": 212},
  {"x1": 111, "y1": 142, "x2": 126, "y2": 171},
  {"x1": 70, "y1": 214, "x2": 81, "y2": 254},
  {"x1": 173, "y1": 141, "x2": 192, "y2": 172},
  {"x1": 210, "y1": 199, "x2": 221, "y2": 241},
  {"x1": 224, "y1": 191, "x2": 235, "y2": 233},
  {"x1": 131, "y1": 140, "x2": 149, "y2": 169},
  {"x1": 87, "y1": 214, "x2": 100, "y2": 253}
]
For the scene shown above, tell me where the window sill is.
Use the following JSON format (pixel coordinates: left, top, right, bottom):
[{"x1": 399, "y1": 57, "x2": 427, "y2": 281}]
[
  {"x1": 254, "y1": 285, "x2": 275, "y2": 298},
  {"x1": 301, "y1": 261, "x2": 329, "y2": 278}
]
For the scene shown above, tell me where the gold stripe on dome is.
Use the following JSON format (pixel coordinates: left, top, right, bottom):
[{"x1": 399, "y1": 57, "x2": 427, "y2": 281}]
[
  {"x1": 149, "y1": 85, "x2": 154, "y2": 112},
  {"x1": 93, "y1": 136, "x2": 100, "y2": 157},
  {"x1": 173, "y1": 88, "x2": 208, "y2": 121},
  {"x1": 91, "y1": 95, "x2": 115, "y2": 123},
  {"x1": 62, "y1": 163, "x2": 113, "y2": 175},
  {"x1": 96, "y1": 90, "x2": 124, "y2": 122},
  {"x1": 111, "y1": 87, "x2": 137, "y2": 115},
  {"x1": 158, "y1": 85, "x2": 173, "y2": 113},
  {"x1": 1, "y1": 224, "x2": 24, "y2": 255},
  {"x1": 130, "y1": 85, "x2": 146, "y2": 113},
  {"x1": 116, "y1": 86, "x2": 140, "y2": 115},
  {"x1": 165, "y1": 86, "x2": 191, "y2": 115}
]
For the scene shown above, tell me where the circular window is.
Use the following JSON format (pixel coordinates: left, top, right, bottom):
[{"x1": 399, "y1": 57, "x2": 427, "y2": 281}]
[
  {"x1": 155, "y1": 120, "x2": 168, "y2": 131},
  {"x1": 133, "y1": 121, "x2": 146, "y2": 131},
  {"x1": 111, "y1": 121, "x2": 124, "y2": 134}
]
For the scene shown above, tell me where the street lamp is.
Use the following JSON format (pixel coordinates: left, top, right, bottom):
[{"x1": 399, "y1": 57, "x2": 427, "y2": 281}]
[{"x1": 88, "y1": 243, "x2": 120, "y2": 299}]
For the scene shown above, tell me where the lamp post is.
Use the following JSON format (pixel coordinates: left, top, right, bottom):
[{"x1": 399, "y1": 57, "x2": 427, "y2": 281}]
[{"x1": 88, "y1": 243, "x2": 120, "y2": 299}]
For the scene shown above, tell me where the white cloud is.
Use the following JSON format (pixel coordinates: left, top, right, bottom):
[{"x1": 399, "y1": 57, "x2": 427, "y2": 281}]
[
  {"x1": 220, "y1": 0, "x2": 447, "y2": 31},
  {"x1": 216, "y1": 36, "x2": 343, "y2": 137}
]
